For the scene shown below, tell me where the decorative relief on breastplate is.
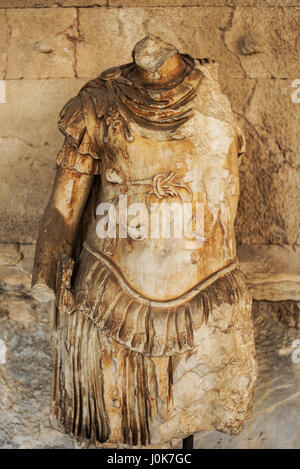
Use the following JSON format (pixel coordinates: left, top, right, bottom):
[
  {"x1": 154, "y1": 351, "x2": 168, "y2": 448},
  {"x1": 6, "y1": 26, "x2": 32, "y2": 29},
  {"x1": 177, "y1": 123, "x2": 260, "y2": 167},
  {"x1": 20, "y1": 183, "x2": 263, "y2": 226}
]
[
  {"x1": 104, "y1": 105, "x2": 133, "y2": 144},
  {"x1": 106, "y1": 168, "x2": 124, "y2": 184},
  {"x1": 105, "y1": 169, "x2": 192, "y2": 211},
  {"x1": 103, "y1": 103, "x2": 134, "y2": 165},
  {"x1": 130, "y1": 171, "x2": 192, "y2": 210}
]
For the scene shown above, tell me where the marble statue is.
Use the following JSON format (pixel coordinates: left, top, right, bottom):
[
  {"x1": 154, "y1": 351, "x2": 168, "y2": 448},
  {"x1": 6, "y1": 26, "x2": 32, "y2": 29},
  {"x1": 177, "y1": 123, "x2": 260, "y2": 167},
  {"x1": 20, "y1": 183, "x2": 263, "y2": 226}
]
[{"x1": 32, "y1": 35, "x2": 257, "y2": 448}]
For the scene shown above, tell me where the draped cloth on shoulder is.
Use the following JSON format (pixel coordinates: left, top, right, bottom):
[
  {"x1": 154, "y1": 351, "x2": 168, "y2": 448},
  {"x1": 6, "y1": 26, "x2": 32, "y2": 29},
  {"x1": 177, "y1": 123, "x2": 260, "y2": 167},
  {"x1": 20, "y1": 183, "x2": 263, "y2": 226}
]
[
  {"x1": 101, "y1": 54, "x2": 203, "y2": 132},
  {"x1": 57, "y1": 54, "x2": 204, "y2": 153},
  {"x1": 57, "y1": 79, "x2": 110, "y2": 160}
]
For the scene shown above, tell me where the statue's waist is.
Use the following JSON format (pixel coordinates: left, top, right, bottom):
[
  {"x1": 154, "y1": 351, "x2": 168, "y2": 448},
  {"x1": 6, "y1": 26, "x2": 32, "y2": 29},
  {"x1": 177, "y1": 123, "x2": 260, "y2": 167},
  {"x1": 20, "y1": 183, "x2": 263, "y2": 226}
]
[
  {"x1": 73, "y1": 246, "x2": 244, "y2": 357},
  {"x1": 83, "y1": 238, "x2": 236, "y2": 301}
]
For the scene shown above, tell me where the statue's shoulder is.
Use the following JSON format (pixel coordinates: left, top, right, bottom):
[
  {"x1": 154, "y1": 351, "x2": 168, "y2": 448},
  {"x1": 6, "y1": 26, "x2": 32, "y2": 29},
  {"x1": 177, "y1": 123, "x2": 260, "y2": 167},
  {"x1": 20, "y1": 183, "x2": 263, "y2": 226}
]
[{"x1": 58, "y1": 77, "x2": 110, "y2": 144}]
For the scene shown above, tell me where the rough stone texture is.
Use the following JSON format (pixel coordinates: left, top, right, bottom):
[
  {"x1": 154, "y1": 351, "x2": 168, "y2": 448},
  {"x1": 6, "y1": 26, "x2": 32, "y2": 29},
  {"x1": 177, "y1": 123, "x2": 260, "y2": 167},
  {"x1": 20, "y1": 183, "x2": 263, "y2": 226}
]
[
  {"x1": 0, "y1": 78, "x2": 86, "y2": 244},
  {"x1": 0, "y1": 244, "x2": 21, "y2": 266},
  {"x1": 259, "y1": 300, "x2": 300, "y2": 330},
  {"x1": 0, "y1": 243, "x2": 299, "y2": 448},
  {"x1": 221, "y1": 77, "x2": 300, "y2": 245},
  {"x1": 195, "y1": 300, "x2": 300, "y2": 449},
  {"x1": 0, "y1": 1, "x2": 105, "y2": 6},
  {"x1": 0, "y1": 11, "x2": 8, "y2": 79},
  {"x1": 77, "y1": 7, "x2": 243, "y2": 78},
  {"x1": 0, "y1": 315, "x2": 76, "y2": 449},
  {"x1": 108, "y1": 1, "x2": 299, "y2": 6},
  {"x1": 224, "y1": 7, "x2": 300, "y2": 79},
  {"x1": 0, "y1": 1, "x2": 298, "y2": 6},
  {"x1": 2, "y1": 7, "x2": 299, "y2": 80},
  {"x1": 133, "y1": 34, "x2": 178, "y2": 72},
  {"x1": 5, "y1": 8, "x2": 78, "y2": 79},
  {"x1": 0, "y1": 244, "x2": 76, "y2": 449},
  {"x1": 76, "y1": 7, "x2": 300, "y2": 79},
  {"x1": 237, "y1": 245, "x2": 300, "y2": 301}
]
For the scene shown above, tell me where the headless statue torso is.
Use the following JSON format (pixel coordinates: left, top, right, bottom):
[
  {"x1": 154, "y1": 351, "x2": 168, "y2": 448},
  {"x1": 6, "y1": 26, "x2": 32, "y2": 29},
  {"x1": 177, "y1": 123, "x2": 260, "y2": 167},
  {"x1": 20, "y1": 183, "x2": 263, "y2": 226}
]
[
  {"x1": 60, "y1": 37, "x2": 243, "y2": 301},
  {"x1": 33, "y1": 35, "x2": 256, "y2": 448}
]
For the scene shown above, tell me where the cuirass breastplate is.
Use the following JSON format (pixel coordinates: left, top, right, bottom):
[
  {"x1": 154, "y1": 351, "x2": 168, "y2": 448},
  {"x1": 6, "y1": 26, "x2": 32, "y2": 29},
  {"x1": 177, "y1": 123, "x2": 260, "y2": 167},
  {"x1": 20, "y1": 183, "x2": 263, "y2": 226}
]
[{"x1": 85, "y1": 95, "x2": 241, "y2": 301}]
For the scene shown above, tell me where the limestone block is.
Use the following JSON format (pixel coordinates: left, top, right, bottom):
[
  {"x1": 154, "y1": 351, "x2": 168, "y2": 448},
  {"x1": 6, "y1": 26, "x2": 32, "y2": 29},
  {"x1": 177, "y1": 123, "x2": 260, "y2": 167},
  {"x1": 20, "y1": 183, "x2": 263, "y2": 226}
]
[
  {"x1": 0, "y1": 244, "x2": 21, "y2": 266},
  {"x1": 224, "y1": 7, "x2": 300, "y2": 78},
  {"x1": 5, "y1": 9, "x2": 78, "y2": 79},
  {"x1": 237, "y1": 245, "x2": 300, "y2": 301},
  {"x1": 108, "y1": 1, "x2": 298, "y2": 5},
  {"x1": 221, "y1": 78, "x2": 300, "y2": 245},
  {"x1": 108, "y1": 0, "x2": 230, "y2": 5},
  {"x1": 0, "y1": 78, "x2": 87, "y2": 243},
  {"x1": 77, "y1": 7, "x2": 245, "y2": 78},
  {"x1": 5, "y1": 300, "x2": 36, "y2": 328},
  {"x1": 0, "y1": 1, "x2": 105, "y2": 6},
  {"x1": 21, "y1": 244, "x2": 36, "y2": 273},
  {"x1": 76, "y1": 6, "x2": 300, "y2": 79},
  {"x1": 0, "y1": 0, "x2": 297, "y2": 5},
  {"x1": 0, "y1": 266, "x2": 31, "y2": 289},
  {"x1": 0, "y1": 11, "x2": 8, "y2": 80}
]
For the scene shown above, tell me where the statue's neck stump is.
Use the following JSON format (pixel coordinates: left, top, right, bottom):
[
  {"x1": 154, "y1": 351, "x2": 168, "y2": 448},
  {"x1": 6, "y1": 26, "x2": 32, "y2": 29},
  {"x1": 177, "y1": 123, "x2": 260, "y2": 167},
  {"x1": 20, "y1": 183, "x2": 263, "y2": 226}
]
[{"x1": 131, "y1": 53, "x2": 188, "y2": 86}]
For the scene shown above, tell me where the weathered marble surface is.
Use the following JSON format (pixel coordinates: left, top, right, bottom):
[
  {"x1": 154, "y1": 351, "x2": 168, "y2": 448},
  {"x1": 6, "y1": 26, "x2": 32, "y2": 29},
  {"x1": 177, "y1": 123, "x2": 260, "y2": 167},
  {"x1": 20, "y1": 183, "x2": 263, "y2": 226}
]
[
  {"x1": 195, "y1": 300, "x2": 300, "y2": 449},
  {"x1": 0, "y1": 243, "x2": 299, "y2": 448},
  {"x1": 28, "y1": 38, "x2": 256, "y2": 446}
]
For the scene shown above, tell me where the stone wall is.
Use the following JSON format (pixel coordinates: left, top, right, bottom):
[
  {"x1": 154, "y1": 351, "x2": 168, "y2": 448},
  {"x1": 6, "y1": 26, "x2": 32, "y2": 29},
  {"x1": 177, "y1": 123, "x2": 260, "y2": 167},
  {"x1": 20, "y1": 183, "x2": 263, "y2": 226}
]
[{"x1": 0, "y1": 0, "x2": 300, "y2": 449}]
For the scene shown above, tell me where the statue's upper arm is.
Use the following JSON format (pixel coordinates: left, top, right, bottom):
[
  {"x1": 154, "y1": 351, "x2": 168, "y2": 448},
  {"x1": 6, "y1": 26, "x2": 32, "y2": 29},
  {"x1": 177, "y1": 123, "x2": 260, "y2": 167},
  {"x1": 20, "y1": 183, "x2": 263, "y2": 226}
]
[{"x1": 51, "y1": 166, "x2": 95, "y2": 228}]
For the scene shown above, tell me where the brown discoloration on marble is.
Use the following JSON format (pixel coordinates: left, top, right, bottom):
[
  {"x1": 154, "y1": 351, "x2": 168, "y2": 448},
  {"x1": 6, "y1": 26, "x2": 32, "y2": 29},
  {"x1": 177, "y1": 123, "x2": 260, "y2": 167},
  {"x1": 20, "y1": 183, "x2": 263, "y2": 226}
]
[{"x1": 32, "y1": 36, "x2": 257, "y2": 447}]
